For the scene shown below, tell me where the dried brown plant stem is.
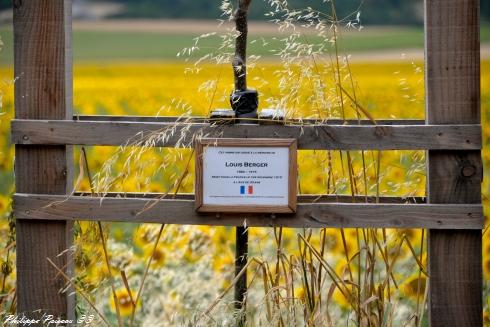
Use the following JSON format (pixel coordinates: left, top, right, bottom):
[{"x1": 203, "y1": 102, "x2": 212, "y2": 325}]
[
  {"x1": 199, "y1": 258, "x2": 257, "y2": 321},
  {"x1": 98, "y1": 222, "x2": 123, "y2": 327},
  {"x1": 273, "y1": 228, "x2": 286, "y2": 327},
  {"x1": 171, "y1": 149, "x2": 195, "y2": 199},
  {"x1": 1, "y1": 248, "x2": 11, "y2": 294},
  {"x1": 128, "y1": 141, "x2": 196, "y2": 326},
  {"x1": 355, "y1": 228, "x2": 362, "y2": 326},
  {"x1": 120, "y1": 270, "x2": 136, "y2": 308},
  {"x1": 129, "y1": 224, "x2": 165, "y2": 327},
  {"x1": 260, "y1": 259, "x2": 272, "y2": 321},
  {"x1": 138, "y1": 148, "x2": 194, "y2": 214},
  {"x1": 328, "y1": 5, "x2": 367, "y2": 321},
  {"x1": 403, "y1": 236, "x2": 428, "y2": 276},
  {"x1": 46, "y1": 258, "x2": 112, "y2": 327},
  {"x1": 344, "y1": 60, "x2": 366, "y2": 319},
  {"x1": 376, "y1": 151, "x2": 382, "y2": 201},
  {"x1": 345, "y1": 57, "x2": 369, "y2": 203},
  {"x1": 382, "y1": 228, "x2": 392, "y2": 302},
  {"x1": 415, "y1": 229, "x2": 425, "y2": 326},
  {"x1": 81, "y1": 147, "x2": 123, "y2": 327},
  {"x1": 316, "y1": 229, "x2": 327, "y2": 305},
  {"x1": 129, "y1": 148, "x2": 197, "y2": 326},
  {"x1": 297, "y1": 234, "x2": 352, "y2": 305},
  {"x1": 206, "y1": 67, "x2": 223, "y2": 115},
  {"x1": 337, "y1": 83, "x2": 376, "y2": 123}
]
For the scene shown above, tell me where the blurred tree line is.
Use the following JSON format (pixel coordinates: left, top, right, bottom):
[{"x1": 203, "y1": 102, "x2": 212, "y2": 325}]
[
  {"x1": 0, "y1": 0, "x2": 489, "y2": 25},
  {"x1": 111, "y1": 0, "x2": 423, "y2": 25}
]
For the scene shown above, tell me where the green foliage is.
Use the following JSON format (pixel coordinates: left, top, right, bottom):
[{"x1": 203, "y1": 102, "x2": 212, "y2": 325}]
[
  {"x1": 0, "y1": 0, "x2": 9, "y2": 10},
  {"x1": 483, "y1": 0, "x2": 490, "y2": 22},
  {"x1": 1, "y1": 0, "x2": 488, "y2": 24},
  {"x1": 112, "y1": 0, "x2": 424, "y2": 25}
]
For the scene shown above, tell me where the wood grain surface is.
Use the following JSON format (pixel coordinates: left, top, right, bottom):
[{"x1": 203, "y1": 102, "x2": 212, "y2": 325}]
[
  {"x1": 425, "y1": 0, "x2": 482, "y2": 325},
  {"x1": 13, "y1": 193, "x2": 483, "y2": 229},
  {"x1": 14, "y1": 0, "x2": 74, "y2": 321},
  {"x1": 11, "y1": 119, "x2": 482, "y2": 150}
]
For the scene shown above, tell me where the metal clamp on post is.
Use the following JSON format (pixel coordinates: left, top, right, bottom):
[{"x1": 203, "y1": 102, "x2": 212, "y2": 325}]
[{"x1": 230, "y1": 89, "x2": 258, "y2": 122}]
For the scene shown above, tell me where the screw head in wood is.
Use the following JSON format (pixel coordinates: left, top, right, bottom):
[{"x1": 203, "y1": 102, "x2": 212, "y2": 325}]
[{"x1": 462, "y1": 165, "x2": 476, "y2": 177}]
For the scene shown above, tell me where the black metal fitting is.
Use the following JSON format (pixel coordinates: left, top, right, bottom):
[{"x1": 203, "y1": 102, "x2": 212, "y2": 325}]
[{"x1": 230, "y1": 89, "x2": 258, "y2": 120}]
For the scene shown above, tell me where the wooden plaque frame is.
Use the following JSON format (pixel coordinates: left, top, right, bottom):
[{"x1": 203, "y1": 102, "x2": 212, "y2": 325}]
[{"x1": 195, "y1": 138, "x2": 297, "y2": 213}]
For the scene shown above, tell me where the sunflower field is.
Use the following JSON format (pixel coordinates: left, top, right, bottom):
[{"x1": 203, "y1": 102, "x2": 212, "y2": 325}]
[{"x1": 0, "y1": 57, "x2": 488, "y2": 325}]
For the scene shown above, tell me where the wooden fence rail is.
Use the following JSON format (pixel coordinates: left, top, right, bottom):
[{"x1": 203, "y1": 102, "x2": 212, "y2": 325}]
[
  {"x1": 11, "y1": 119, "x2": 482, "y2": 150},
  {"x1": 13, "y1": 193, "x2": 483, "y2": 229}
]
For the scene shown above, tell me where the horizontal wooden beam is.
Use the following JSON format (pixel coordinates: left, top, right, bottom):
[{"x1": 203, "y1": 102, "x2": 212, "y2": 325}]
[
  {"x1": 80, "y1": 192, "x2": 425, "y2": 203},
  {"x1": 14, "y1": 193, "x2": 483, "y2": 229},
  {"x1": 11, "y1": 119, "x2": 481, "y2": 150},
  {"x1": 74, "y1": 115, "x2": 425, "y2": 125}
]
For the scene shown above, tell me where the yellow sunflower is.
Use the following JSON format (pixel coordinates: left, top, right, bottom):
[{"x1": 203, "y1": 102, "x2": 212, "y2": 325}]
[
  {"x1": 482, "y1": 237, "x2": 490, "y2": 280},
  {"x1": 401, "y1": 274, "x2": 426, "y2": 301},
  {"x1": 132, "y1": 224, "x2": 161, "y2": 249},
  {"x1": 294, "y1": 286, "x2": 306, "y2": 303},
  {"x1": 109, "y1": 288, "x2": 136, "y2": 317},
  {"x1": 323, "y1": 229, "x2": 343, "y2": 253},
  {"x1": 143, "y1": 244, "x2": 166, "y2": 268},
  {"x1": 212, "y1": 251, "x2": 234, "y2": 273},
  {"x1": 332, "y1": 285, "x2": 351, "y2": 309},
  {"x1": 483, "y1": 256, "x2": 490, "y2": 281}
]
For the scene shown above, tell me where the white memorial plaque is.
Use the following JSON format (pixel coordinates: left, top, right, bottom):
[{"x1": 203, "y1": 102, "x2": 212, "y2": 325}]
[{"x1": 195, "y1": 138, "x2": 297, "y2": 213}]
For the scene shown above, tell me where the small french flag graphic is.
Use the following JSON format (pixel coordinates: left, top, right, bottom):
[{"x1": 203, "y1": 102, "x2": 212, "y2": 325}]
[{"x1": 240, "y1": 185, "x2": 254, "y2": 194}]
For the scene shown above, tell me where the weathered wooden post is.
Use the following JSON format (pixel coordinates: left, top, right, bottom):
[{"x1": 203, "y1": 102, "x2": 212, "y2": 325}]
[
  {"x1": 14, "y1": 0, "x2": 74, "y2": 321},
  {"x1": 425, "y1": 0, "x2": 482, "y2": 325}
]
